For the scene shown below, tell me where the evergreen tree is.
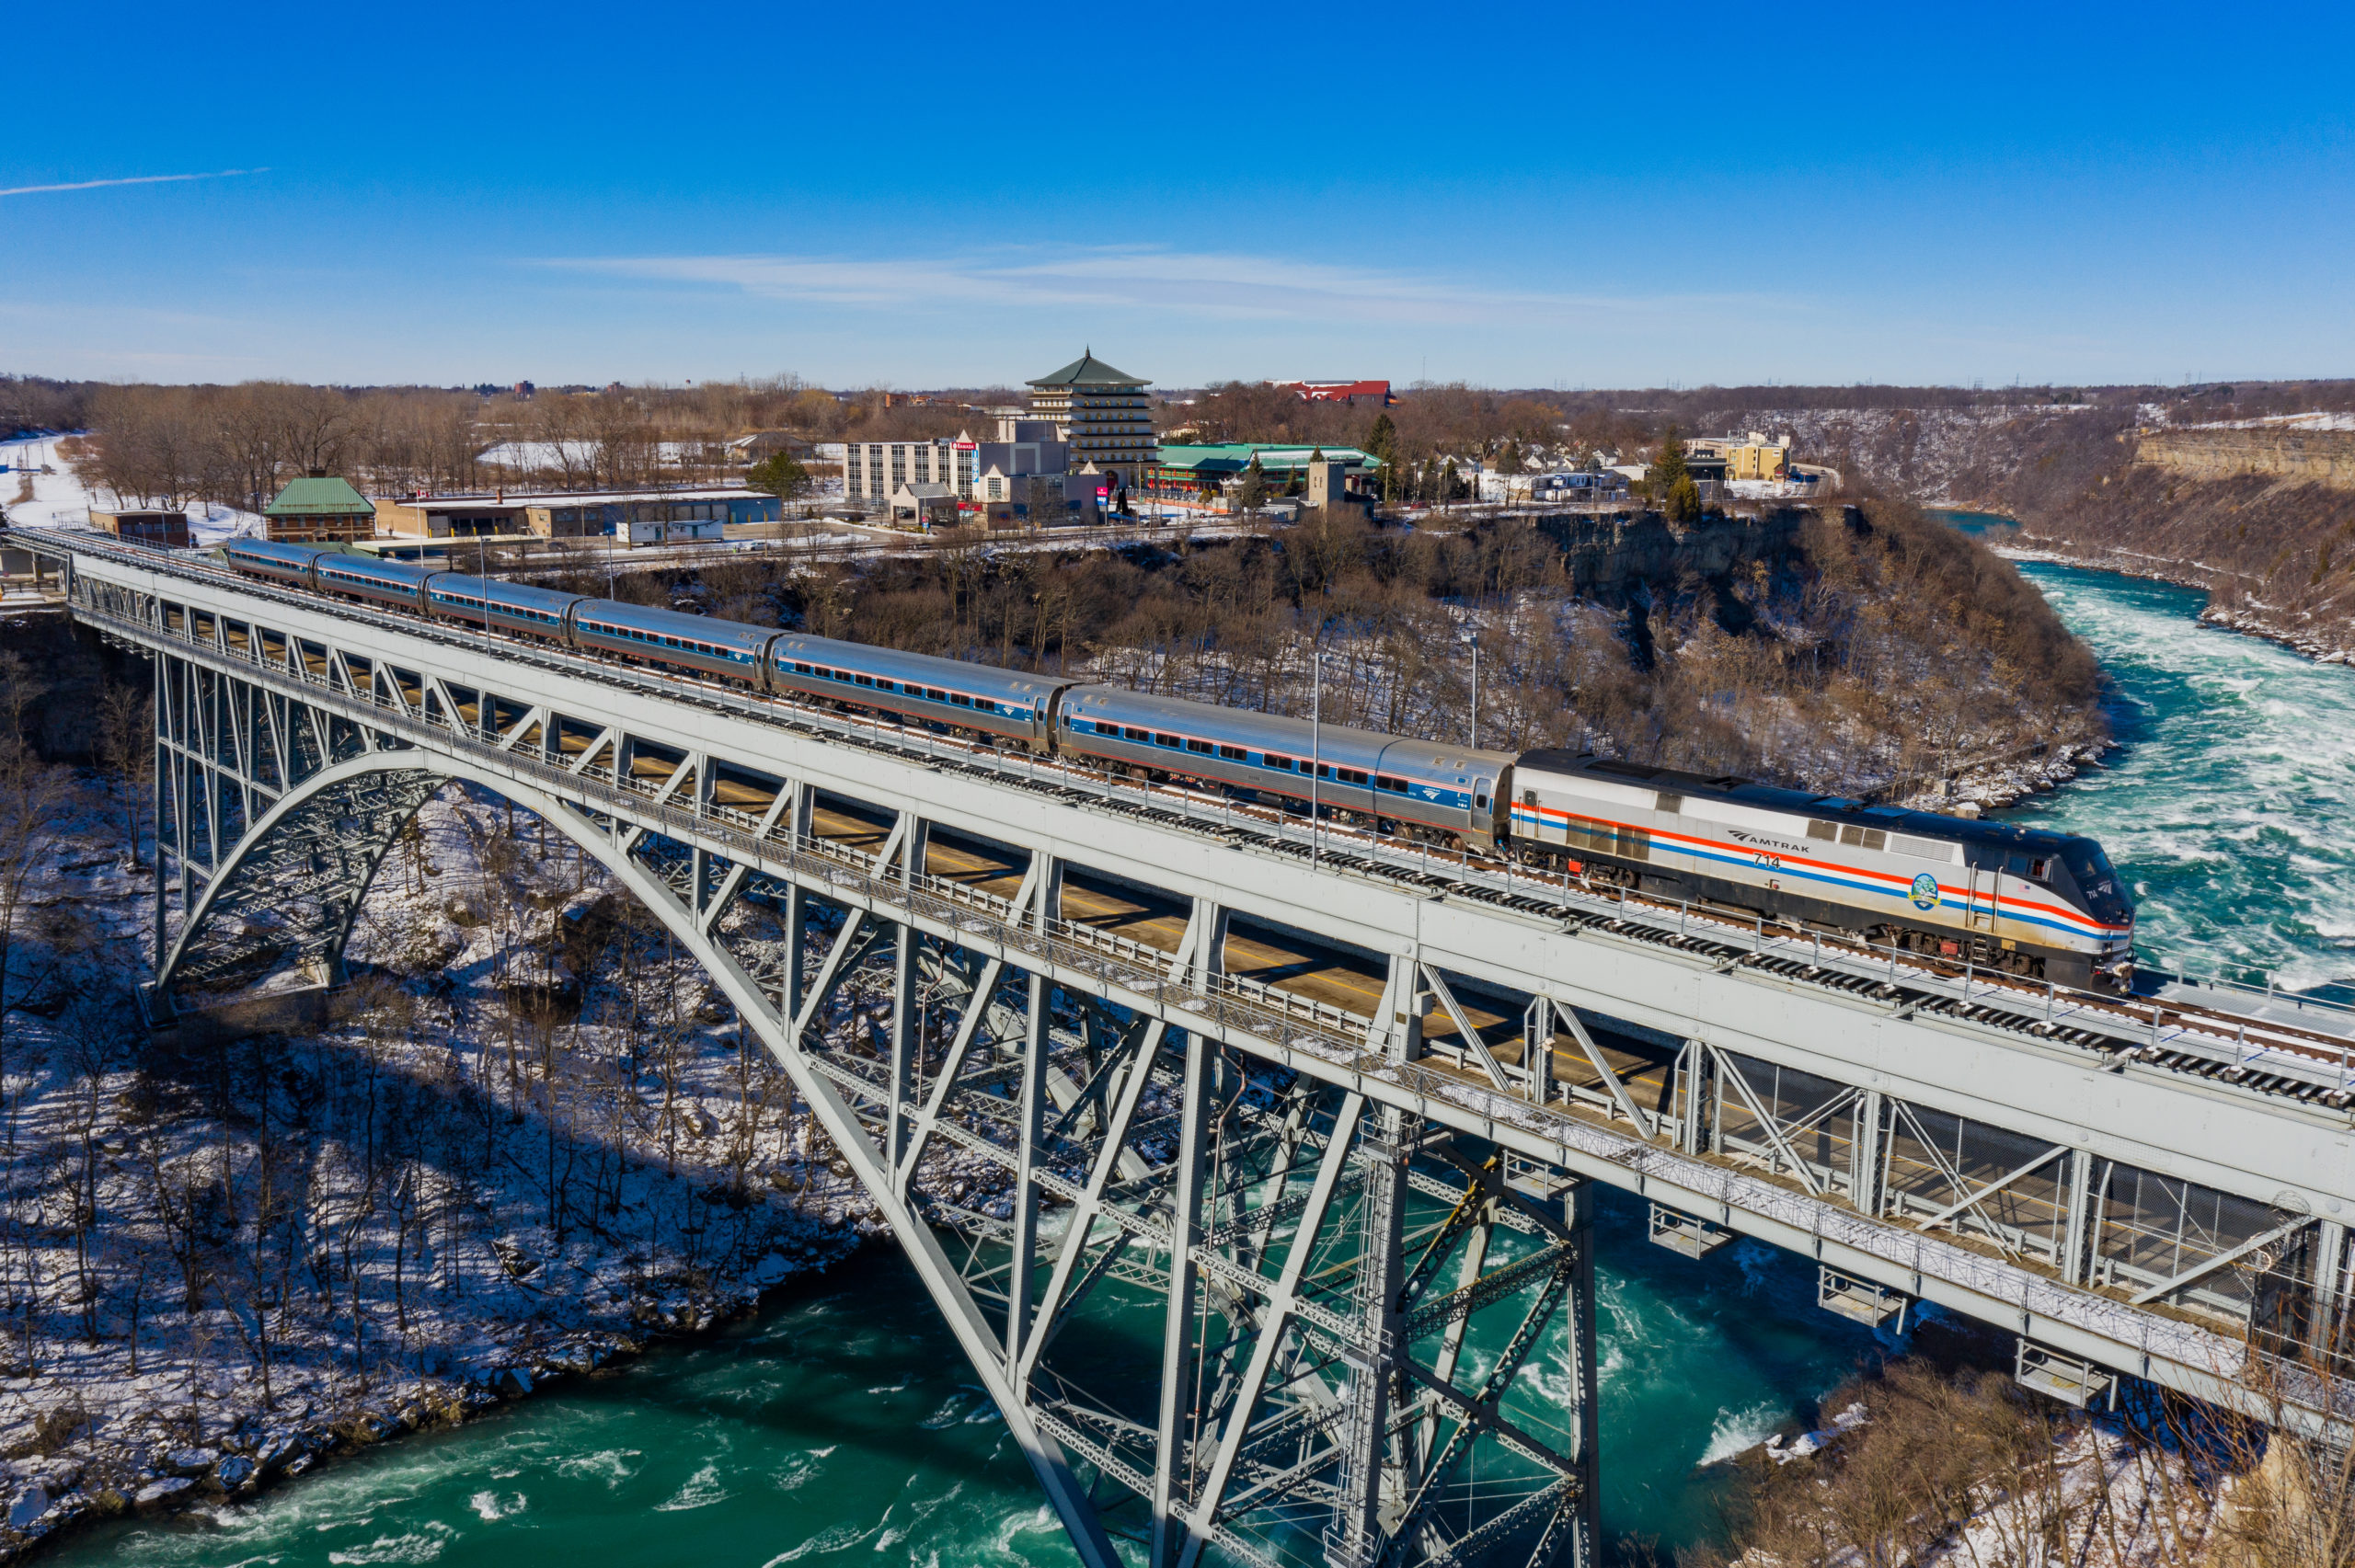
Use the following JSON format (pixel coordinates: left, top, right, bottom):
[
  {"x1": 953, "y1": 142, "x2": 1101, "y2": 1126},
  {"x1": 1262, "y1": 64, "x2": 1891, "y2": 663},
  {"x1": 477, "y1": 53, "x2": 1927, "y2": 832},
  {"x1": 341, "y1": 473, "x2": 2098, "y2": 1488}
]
[
  {"x1": 1650, "y1": 422, "x2": 1689, "y2": 498},
  {"x1": 1362, "y1": 412, "x2": 1398, "y2": 501},
  {"x1": 747, "y1": 451, "x2": 810, "y2": 499},
  {"x1": 1235, "y1": 455, "x2": 1267, "y2": 513}
]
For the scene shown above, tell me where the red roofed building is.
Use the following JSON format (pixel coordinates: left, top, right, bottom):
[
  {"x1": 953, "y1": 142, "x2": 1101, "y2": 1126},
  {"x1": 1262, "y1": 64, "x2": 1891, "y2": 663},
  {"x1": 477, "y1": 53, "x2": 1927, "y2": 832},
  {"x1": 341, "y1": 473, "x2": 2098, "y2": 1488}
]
[{"x1": 1273, "y1": 380, "x2": 1394, "y2": 406}]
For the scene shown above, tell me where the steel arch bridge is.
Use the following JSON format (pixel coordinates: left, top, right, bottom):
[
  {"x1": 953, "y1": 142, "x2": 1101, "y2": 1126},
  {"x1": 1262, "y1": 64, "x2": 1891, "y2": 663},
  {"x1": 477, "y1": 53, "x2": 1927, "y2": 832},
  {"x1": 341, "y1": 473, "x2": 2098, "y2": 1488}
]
[{"x1": 26, "y1": 526, "x2": 2355, "y2": 1562}]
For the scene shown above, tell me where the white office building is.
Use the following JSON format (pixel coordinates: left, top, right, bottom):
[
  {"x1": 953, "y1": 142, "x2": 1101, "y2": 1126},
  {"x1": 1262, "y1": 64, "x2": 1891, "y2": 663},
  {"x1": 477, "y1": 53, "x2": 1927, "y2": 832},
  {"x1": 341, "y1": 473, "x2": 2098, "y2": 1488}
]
[{"x1": 843, "y1": 438, "x2": 979, "y2": 504}]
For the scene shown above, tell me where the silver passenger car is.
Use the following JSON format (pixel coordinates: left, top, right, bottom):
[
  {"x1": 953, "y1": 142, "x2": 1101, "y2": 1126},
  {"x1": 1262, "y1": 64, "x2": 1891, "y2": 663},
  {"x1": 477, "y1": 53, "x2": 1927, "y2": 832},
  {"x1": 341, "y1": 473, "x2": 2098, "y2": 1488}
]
[
  {"x1": 569, "y1": 600, "x2": 777, "y2": 683},
  {"x1": 1058, "y1": 686, "x2": 1515, "y2": 846},
  {"x1": 767, "y1": 633, "x2": 1076, "y2": 749},
  {"x1": 222, "y1": 540, "x2": 329, "y2": 588},
  {"x1": 423, "y1": 575, "x2": 586, "y2": 642},
  {"x1": 315, "y1": 554, "x2": 437, "y2": 612}
]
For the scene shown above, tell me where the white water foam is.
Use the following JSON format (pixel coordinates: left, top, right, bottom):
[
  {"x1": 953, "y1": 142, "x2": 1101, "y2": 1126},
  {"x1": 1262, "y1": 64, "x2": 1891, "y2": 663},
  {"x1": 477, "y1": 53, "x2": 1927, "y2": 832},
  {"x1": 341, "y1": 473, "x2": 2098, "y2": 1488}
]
[
  {"x1": 2007, "y1": 565, "x2": 2355, "y2": 994},
  {"x1": 1698, "y1": 1400, "x2": 1786, "y2": 1467}
]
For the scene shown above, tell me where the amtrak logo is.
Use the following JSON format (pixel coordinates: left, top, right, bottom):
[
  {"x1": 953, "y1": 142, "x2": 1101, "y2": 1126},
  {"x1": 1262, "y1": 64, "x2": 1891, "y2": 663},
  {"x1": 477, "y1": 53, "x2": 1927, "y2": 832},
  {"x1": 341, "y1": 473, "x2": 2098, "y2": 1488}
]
[
  {"x1": 1727, "y1": 829, "x2": 1809, "y2": 855},
  {"x1": 1908, "y1": 873, "x2": 1940, "y2": 910}
]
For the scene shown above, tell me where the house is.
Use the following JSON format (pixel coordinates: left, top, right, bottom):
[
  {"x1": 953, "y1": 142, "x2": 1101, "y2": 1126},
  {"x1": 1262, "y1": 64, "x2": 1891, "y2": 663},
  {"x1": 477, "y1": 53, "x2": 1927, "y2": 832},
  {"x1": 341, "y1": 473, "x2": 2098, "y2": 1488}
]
[
  {"x1": 263, "y1": 473, "x2": 375, "y2": 544},
  {"x1": 88, "y1": 508, "x2": 191, "y2": 549}
]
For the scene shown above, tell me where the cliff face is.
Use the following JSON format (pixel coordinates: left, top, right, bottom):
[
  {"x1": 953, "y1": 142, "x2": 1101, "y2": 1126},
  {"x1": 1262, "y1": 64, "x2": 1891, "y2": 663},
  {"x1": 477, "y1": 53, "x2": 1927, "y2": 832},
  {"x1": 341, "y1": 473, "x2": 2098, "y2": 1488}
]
[
  {"x1": 1532, "y1": 507, "x2": 1804, "y2": 598},
  {"x1": 2001, "y1": 464, "x2": 2355, "y2": 662},
  {"x1": 2133, "y1": 423, "x2": 2355, "y2": 489}
]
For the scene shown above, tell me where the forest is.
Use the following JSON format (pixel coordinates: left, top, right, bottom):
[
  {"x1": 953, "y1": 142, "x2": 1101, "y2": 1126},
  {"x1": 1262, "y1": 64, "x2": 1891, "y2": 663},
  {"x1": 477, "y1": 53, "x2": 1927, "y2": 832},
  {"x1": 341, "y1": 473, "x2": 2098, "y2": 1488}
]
[{"x1": 567, "y1": 492, "x2": 2104, "y2": 804}]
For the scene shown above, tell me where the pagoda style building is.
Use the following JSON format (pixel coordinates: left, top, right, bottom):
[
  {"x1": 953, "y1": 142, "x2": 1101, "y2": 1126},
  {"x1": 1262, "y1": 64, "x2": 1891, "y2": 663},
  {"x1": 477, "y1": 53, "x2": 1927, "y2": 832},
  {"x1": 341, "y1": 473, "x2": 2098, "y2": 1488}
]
[{"x1": 1025, "y1": 350, "x2": 1156, "y2": 492}]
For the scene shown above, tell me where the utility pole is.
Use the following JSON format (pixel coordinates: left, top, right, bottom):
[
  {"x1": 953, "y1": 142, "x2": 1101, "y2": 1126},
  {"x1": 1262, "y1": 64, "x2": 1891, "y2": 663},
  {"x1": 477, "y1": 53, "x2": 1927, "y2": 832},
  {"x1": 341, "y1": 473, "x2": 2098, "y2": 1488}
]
[{"x1": 1310, "y1": 642, "x2": 1322, "y2": 870}]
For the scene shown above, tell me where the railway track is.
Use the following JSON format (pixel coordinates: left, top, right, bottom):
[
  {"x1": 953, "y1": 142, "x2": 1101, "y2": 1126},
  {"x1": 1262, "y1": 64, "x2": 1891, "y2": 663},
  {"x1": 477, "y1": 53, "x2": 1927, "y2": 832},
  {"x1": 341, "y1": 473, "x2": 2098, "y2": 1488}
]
[{"x1": 31, "y1": 527, "x2": 2354, "y2": 1114}]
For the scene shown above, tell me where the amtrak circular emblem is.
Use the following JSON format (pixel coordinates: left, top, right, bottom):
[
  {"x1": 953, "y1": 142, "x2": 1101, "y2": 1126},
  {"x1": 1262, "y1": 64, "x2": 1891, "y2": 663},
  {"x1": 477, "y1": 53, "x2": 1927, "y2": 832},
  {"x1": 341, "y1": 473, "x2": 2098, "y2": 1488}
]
[{"x1": 1908, "y1": 873, "x2": 1940, "y2": 910}]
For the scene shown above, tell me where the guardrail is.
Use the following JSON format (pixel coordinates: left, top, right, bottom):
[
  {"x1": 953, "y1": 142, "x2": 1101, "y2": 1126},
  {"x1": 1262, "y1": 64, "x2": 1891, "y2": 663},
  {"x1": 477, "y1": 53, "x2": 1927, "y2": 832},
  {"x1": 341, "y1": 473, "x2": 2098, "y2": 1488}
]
[
  {"x1": 36, "y1": 526, "x2": 2355, "y2": 1103},
  {"x1": 67, "y1": 574, "x2": 2336, "y2": 1414}
]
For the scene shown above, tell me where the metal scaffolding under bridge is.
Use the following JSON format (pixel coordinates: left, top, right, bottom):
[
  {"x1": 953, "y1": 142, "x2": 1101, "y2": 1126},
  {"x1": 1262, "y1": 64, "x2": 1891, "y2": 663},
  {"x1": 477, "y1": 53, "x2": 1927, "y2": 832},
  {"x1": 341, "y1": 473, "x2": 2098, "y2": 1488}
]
[{"x1": 21, "y1": 526, "x2": 2355, "y2": 1564}]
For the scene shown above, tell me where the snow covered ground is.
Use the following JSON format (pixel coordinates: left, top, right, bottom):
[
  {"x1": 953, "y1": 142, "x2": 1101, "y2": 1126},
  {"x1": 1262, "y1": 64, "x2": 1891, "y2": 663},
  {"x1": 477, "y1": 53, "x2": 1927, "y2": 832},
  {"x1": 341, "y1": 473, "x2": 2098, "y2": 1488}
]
[
  {"x1": 0, "y1": 436, "x2": 260, "y2": 545},
  {"x1": 0, "y1": 760, "x2": 1035, "y2": 1558}
]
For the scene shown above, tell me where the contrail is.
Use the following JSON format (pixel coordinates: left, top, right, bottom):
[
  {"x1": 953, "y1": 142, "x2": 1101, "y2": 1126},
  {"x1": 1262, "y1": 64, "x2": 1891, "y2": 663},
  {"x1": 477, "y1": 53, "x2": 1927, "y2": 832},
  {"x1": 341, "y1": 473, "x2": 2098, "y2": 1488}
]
[{"x1": 0, "y1": 167, "x2": 269, "y2": 198}]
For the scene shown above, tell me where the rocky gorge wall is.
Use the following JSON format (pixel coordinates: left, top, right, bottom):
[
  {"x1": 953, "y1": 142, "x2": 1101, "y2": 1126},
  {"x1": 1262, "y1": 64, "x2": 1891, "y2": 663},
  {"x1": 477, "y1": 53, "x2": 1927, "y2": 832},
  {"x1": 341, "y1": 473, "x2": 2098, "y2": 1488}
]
[
  {"x1": 2134, "y1": 424, "x2": 2355, "y2": 490},
  {"x1": 1530, "y1": 505, "x2": 1805, "y2": 598}
]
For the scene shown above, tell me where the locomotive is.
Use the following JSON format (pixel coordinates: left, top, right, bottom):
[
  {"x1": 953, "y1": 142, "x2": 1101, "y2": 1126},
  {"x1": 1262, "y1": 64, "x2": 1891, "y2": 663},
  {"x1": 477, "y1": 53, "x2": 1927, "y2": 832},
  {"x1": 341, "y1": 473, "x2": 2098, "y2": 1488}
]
[{"x1": 220, "y1": 539, "x2": 2134, "y2": 985}]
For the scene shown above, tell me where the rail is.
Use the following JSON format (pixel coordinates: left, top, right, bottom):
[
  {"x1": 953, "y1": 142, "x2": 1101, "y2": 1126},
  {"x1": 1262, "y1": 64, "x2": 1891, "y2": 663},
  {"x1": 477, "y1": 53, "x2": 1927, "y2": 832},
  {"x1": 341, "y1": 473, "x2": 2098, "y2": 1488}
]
[
  {"x1": 36, "y1": 526, "x2": 2355, "y2": 1106},
  {"x1": 63, "y1": 560, "x2": 2353, "y2": 1411}
]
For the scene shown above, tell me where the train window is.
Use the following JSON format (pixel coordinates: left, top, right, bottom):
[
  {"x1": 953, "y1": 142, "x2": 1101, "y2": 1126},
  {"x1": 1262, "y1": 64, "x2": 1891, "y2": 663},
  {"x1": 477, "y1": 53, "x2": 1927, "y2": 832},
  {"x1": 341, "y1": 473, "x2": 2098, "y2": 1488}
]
[
  {"x1": 793, "y1": 662, "x2": 811, "y2": 674},
  {"x1": 1315, "y1": 763, "x2": 1331, "y2": 779},
  {"x1": 1217, "y1": 745, "x2": 1246, "y2": 760},
  {"x1": 1263, "y1": 754, "x2": 1293, "y2": 771},
  {"x1": 1186, "y1": 738, "x2": 1212, "y2": 754},
  {"x1": 1337, "y1": 768, "x2": 1368, "y2": 786},
  {"x1": 2029, "y1": 857, "x2": 2051, "y2": 881},
  {"x1": 1808, "y1": 819, "x2": 1840, "y2": 841},
  {"x1": 1522, "y1": 789, "x2": 1538, "y2": 806},
  {"x1": 927, "y1": 688, "x2": 947, "y2": 701},
  {"x1": 1155, "y1": 733, "x2": 1181, "y2": 748},
  {"x1": 1122, "y1": 727, "x2": 1148, "y2": 741},
  {"x1": 854, "y1": 674, "x2": 873, "y2": 686},
  {"x1": 1476, "y1": 791, "x2": 1489, "y2": 809},
  {"x1": 1376, "y1": 774, "x2": 1408, "y2": 793},
  {"x1": 950, "y1": 693, "x2": 971, "y2": 705}
]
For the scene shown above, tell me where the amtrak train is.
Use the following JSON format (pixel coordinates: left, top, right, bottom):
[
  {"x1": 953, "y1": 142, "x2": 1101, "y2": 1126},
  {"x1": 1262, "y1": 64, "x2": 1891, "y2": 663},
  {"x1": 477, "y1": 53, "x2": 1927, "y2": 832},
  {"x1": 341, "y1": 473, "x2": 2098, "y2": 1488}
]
[{"x1": 221, "y1": 539, "x2": 2135, "y2": 986}]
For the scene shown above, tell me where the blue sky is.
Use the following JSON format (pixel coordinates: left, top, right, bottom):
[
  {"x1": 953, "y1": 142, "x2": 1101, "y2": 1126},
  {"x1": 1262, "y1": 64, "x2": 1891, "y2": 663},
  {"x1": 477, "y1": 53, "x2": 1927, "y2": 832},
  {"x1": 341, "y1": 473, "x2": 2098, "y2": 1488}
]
[{"x1": 6, "y1": 0, "x2": 2351, "y2": 390}]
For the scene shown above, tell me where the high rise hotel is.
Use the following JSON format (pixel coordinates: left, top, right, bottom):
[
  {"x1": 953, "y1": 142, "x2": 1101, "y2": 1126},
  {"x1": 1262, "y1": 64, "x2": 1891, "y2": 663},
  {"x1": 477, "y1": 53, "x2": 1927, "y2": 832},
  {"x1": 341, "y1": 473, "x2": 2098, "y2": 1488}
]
[{"x1": 1024, "y1": 350, "x2": 1157, "y2": 490}]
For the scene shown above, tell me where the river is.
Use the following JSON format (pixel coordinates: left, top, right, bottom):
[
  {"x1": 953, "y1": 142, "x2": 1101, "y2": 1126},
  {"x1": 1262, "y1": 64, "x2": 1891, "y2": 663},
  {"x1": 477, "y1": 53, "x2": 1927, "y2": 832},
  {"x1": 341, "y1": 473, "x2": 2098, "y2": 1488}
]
[{"x1": 47, "y1": 551, "x2": 2355, "y2": 1567}]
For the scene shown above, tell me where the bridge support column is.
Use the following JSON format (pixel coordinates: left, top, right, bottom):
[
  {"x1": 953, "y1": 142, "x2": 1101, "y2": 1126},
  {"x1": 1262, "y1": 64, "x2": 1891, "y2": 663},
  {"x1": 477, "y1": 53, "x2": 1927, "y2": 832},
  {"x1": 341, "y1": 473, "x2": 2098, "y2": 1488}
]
[
  {"x1": 2311, "y1": 1219, "x2": 2347, "y2": 1362},
  {"x1": 2062, "y1": 1149, "x2": 2096, "y2": 1286},
  {"x1": 1852, "y1": 1089, "x2": 1885, "y2": 1216}
]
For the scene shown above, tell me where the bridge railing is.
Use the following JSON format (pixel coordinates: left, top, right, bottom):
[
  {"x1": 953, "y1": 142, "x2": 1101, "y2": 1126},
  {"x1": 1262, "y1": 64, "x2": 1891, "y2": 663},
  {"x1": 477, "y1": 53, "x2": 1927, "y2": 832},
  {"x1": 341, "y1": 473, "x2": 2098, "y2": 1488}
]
[
  {"x1": 49, "y1": 532, "x2": 2355, "y2": 1102},
  {"x1": 67, "y1": 577, "x2": 2318, "y2": 1415}
]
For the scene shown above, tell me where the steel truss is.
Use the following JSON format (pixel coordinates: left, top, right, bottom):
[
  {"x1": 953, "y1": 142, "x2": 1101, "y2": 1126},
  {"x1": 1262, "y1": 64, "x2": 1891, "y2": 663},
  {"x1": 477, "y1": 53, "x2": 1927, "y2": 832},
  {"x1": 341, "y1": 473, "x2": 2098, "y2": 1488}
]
[
  {"x1": 132, "y1": 641, "x2": 1594, "y2": 1567},
  {"x1": 45, "y1": 539, "x2": 2355, "y2": 1481}
]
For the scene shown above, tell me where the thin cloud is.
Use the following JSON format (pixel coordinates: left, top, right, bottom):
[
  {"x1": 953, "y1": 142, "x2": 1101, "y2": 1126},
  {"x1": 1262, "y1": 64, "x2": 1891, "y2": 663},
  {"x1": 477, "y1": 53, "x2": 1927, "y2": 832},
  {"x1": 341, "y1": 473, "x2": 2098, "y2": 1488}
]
[
  {"x1": 0, "y1": 167, "x2": 268, "y2": 199},
  {"x1": 544, "y1": 246, "x2": 1783, "y2": 328}
]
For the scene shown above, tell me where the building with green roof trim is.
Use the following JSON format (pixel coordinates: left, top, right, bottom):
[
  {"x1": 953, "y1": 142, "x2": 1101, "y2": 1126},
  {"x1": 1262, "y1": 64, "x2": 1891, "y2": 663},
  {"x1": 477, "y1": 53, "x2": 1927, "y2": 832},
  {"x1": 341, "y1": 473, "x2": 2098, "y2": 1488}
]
[
  {"x1": 1025, "y1": 349, "x2": 1155, "y2": 492},
  {"x1": 262, "y1": 473, "x2": 375, "y2": 544}
]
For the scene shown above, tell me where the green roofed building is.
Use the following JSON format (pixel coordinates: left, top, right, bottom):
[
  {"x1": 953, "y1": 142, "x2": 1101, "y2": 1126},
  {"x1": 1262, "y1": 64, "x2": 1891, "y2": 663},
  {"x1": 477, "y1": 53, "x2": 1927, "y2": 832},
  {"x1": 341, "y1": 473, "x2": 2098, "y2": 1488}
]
[
  {"x1": 1144, "y1": 444, "x2": 1376, "y2": 509},
  {"x1": 1026, "y1": 349, "x2": 1156, "y2": 491},
  {"x1": 262, "y1": 471, "x2": 375, "y2": 544}
]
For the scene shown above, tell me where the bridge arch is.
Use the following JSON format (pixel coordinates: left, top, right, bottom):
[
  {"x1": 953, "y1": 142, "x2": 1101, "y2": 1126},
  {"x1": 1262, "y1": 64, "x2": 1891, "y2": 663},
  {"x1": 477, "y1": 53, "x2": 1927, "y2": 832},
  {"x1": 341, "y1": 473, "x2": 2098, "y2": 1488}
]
[{"x1": 157, "y1": 749, "x2": 1132, "y2": 1564}]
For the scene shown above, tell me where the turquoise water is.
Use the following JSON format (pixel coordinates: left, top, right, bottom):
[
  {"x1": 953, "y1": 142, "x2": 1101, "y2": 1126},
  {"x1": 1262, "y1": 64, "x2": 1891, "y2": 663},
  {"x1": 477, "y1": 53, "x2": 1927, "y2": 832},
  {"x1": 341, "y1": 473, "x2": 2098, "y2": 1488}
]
[
  {"x1": 51, "y1": 554, "x2": 2355, "y2": 1568},
  {"x1": 43, "y1": 1198, "x2": 1889, "y2": 1567},
  {"x1": 1998, "y1": 562, "x2": 2355, "y2": 997}
]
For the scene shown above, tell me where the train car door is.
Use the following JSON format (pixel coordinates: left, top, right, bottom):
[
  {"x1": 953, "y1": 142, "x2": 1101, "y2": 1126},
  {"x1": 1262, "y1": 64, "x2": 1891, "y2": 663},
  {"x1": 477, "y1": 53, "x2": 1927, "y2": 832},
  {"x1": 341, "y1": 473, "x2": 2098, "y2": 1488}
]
[{"x1": 1964, "y1": 864, "x2": 1998, "y2": 933}]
